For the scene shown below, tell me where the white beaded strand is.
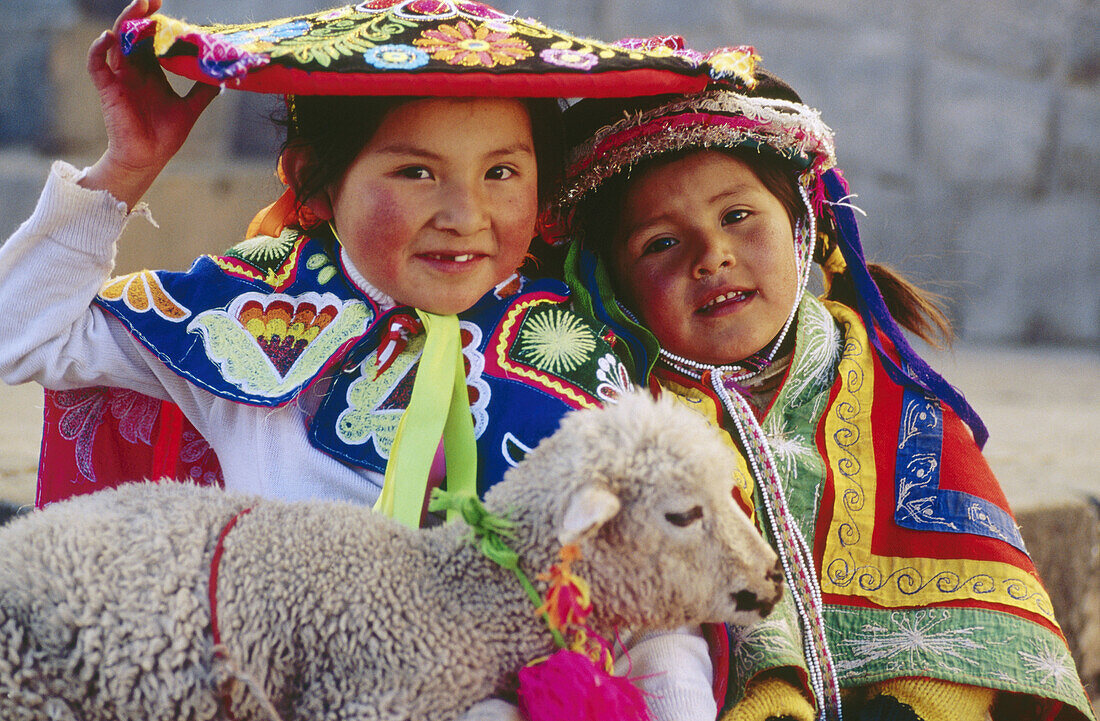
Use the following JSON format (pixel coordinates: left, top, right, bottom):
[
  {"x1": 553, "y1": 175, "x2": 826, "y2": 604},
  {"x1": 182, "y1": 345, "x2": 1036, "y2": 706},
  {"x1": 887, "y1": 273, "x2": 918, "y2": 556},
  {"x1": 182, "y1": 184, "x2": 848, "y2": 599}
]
[{"x1": 711, "y1": 370, "x2": 843, "y2": 721}]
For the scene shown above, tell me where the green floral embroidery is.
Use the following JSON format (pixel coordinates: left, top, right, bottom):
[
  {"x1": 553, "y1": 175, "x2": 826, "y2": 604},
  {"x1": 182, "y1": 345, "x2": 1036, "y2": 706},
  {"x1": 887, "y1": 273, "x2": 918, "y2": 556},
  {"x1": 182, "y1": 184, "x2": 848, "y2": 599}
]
[
  {"x1": 727, "y1": 592, "x2": 805, "y2": 703},
  {"x1": 515, "y1": 308, "x2": 597, "y2": 375},
  {"x1": 267, "y1": 15, "x2": 419, "y2": 66},
  {"x1": 336, "y1": 334, "x2": 425, "y2": 456}
]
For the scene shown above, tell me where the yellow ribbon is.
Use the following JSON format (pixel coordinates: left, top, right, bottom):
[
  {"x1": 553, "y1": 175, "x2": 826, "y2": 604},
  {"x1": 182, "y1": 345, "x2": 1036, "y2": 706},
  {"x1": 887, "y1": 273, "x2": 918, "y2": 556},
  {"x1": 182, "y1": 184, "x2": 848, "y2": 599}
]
[{"x1": 373, "y1": 310, "x2": 478, "y2": 528}]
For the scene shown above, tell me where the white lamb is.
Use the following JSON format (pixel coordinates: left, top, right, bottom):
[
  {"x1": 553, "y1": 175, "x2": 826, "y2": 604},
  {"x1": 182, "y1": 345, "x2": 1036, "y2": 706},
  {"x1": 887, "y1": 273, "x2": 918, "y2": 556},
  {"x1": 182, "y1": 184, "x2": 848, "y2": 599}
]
[{"x1": 0, "y1": 392, "x2": 782, "y2": 721}]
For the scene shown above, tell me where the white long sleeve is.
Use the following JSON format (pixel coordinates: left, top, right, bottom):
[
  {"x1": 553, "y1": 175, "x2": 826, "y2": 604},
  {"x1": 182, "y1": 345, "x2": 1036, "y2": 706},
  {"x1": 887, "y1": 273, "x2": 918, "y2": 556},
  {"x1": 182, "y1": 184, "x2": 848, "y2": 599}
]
[
  {"x1": 0, "y1": 161, "x2": 386, "y2": 505},
  {"x1": 0, "y1": 161, "x2": 169, "y2": 397},
  {"x1": 616, "y1": 625, "x2": 718, "y2": 721}
]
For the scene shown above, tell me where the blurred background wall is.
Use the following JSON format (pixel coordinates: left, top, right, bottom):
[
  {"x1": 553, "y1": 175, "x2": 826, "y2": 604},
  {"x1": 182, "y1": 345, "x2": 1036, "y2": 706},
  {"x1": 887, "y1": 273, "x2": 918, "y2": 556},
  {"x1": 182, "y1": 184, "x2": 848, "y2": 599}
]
[
  {"x1": 0, "y1": 0, "x2": 1098, "y2": 697},
  {"x1": 1, "y1": 0, "x2": 1097, "y2": 345}
]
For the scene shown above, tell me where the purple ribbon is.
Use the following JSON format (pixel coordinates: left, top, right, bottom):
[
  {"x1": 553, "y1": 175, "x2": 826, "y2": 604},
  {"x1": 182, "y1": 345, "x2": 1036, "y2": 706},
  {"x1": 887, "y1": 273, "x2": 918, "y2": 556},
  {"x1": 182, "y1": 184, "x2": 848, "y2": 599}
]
[{"x1": 822, "y1": 169, "x2": 988, "y2": 448}]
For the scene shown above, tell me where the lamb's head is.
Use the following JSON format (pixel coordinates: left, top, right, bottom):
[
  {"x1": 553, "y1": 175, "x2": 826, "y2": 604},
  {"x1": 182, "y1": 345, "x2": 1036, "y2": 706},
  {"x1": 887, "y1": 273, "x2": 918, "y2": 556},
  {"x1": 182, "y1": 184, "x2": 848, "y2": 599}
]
[{"x1": 496, "y1": 391, "x2": 783, "y2": 635}]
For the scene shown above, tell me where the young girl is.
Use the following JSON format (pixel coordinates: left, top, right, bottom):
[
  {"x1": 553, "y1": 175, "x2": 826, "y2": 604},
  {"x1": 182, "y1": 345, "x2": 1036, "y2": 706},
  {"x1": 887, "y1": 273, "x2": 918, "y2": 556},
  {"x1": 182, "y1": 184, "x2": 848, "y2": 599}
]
[
  {"x1": 0, "y1": 4, "x2": 755, "y2": 719},
  {"x1": 0, "y1": 0, "x2": 727, "y2": 520},
  {"x1": 555, "y1": 39, "x2": 1096, "y2": 721}
]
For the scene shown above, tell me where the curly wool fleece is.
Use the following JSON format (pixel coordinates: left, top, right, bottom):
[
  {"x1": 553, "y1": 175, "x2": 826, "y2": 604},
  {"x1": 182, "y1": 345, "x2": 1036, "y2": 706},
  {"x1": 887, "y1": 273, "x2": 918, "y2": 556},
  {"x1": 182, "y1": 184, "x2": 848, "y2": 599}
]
[{"x1": 0, "y1": 392, "x2": 780, "y2": 721}]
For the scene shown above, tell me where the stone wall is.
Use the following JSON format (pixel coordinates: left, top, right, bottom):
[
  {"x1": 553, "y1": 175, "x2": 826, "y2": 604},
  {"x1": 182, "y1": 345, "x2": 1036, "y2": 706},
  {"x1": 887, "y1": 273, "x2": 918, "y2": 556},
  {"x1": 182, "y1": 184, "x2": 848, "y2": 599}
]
[
  {"x1": 0, "y1": 0, "x2": 1096, "y2": 704},
  {"x1": 1, "y1": 0, "x2": 1097, "y2": 328}
]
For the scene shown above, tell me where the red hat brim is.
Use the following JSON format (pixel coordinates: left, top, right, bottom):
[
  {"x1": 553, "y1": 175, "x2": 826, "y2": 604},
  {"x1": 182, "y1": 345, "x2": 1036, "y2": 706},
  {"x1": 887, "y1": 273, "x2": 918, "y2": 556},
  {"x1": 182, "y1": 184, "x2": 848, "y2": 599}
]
[{"x1": 121, "y1": 4, "x2": 743, "y2": 98}]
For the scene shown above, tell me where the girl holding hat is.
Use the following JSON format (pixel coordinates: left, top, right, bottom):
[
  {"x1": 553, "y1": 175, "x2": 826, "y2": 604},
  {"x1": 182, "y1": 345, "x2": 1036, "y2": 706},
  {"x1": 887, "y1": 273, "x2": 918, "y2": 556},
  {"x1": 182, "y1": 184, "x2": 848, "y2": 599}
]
[
  {"x1": 0, "y1": 3, "x2": 798, "y2": 718},
  {"x1": 0, "y1": 0, "x2": 723, "y2": 518},
  {"x1": 556, "y1": 37, "x2": 1096, "y2": 721}
]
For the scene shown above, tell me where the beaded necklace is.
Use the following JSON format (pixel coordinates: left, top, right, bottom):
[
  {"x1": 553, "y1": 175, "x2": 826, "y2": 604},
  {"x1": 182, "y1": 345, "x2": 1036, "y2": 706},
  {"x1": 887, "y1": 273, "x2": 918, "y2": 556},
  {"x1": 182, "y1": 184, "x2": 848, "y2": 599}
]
[
  {"x1": 709, "y1": 372, "x2": 842, "y2": 720},
  {"x1": 649, "y1": 184, "x2": 843, "y2": 719}
]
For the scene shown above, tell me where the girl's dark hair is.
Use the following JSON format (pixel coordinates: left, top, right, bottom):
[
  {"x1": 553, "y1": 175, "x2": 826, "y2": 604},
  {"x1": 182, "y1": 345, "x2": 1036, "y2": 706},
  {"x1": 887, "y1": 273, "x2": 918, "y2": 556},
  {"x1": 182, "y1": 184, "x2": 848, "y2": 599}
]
[
  {"x1": 274, "y1": 95, "x2": 564, "y2": 213},
  {"x1": 574, "y1": 146, "x2": 953, "y2": 346}
]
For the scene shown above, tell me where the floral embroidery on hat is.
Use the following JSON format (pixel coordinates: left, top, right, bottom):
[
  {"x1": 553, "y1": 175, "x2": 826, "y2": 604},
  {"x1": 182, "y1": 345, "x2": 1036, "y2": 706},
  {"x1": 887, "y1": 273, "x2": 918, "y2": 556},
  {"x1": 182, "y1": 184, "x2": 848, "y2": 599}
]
[
  {"x1": 266, "y1": 14, "x2": 418, "y2": 67},
  {"x1": 539, "y1": 47, "x2": 598, "y2": 71},
  {"x1": 357, "y1": 0, "x2": 510, "y2": 22},
  {"x1": 363, "y1": 43, "x2": 430, "y2": 68},
  {"x1": 414, "y1": 20, "x2": 533, "y2": 67},
  {"x1": 194, "y1": 35, "x2": 271, "y2": 80},
  {"x1": 219, "y1": 20, "x2": 312, "y2": 47},
  {"x1": 120, "y1": 6, "x2": 718, "y2": 95}
]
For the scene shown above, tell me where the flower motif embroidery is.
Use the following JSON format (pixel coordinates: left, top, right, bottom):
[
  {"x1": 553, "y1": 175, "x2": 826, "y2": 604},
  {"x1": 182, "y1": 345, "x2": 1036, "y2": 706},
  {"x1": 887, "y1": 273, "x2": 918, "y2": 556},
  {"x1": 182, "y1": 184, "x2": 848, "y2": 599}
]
[
  {"x1": 540, "y1": 47, "x2": 598, "y2": 71},
  {"x1": 194, "y1": 35, "x2": 270, "y2": 80},
  {"x1": 516, "y1": 308, "x2": 598, "y2": 375},
  {"x1": 833, "y1": 609, "x2": 988, "y2": 675},
  {"x1": 414, "y1": 21, "x2": 532, "y2": 67},
  {"x1": 219, "y1": 20, "x2": 312, "y2": 48},
  {"x1": 363, "y1": 43, "x2": 430, "y2": 69},
  {"x1": 180, "y1": 429, "x2": 222, "y2": 486},
  {"x1": 189, "y1": 293, "x2": 374, "y2": 397},
  {"x1": 100, "y1": 271, "x2": 191, "y2": 322},
  {"x1": 594, "y1": 353, "x2": 633, "y2": 403},
  {"x1": 236, "y1": 298, "x2": 340, "y2": 376},
  {"x1": 356, "y1": 0, "x2": 511, "y2": 22},
  {"x1": 55, "y1": 388, "x2": 161, "y2": 482}
]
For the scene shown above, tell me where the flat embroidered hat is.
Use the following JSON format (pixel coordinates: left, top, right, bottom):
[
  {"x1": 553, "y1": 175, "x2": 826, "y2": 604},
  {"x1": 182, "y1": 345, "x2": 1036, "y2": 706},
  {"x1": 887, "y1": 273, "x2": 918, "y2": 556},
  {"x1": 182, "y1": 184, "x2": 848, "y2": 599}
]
[
  {"x1": 119, "y1": 0, "x2": 760, "y2": 97},
  {"x1": 554, "y1": 38, "x2": 989, "y2": 447}
]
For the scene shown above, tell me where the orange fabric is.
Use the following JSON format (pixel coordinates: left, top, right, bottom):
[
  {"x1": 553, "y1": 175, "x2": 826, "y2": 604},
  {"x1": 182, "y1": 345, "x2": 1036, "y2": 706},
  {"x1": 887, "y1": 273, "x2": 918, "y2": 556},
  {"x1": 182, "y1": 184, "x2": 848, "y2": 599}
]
[{"x1": 245, "y1": 188, "x2": 299, "y2": 239}]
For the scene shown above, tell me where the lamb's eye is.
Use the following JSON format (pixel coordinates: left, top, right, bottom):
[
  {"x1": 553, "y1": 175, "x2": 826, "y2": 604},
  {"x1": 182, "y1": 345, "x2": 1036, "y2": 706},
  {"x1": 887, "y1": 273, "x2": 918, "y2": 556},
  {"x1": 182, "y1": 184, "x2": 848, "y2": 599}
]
[{"x1": 665, "y1": 506, "x2": 703, "y2": 527}]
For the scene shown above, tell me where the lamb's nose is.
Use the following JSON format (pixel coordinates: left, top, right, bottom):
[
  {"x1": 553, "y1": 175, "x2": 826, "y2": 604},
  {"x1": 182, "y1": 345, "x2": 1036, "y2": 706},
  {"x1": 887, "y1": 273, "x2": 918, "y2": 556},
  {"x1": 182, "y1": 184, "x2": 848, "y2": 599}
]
[{"x1": 732, "y1": 589, "x2": 776, "y2": 616}]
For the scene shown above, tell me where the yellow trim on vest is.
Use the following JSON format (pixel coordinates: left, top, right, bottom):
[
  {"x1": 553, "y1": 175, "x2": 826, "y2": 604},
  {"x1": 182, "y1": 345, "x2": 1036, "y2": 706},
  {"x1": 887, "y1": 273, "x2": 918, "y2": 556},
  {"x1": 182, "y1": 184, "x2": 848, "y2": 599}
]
[{"x1": 819, "y1": 303, "x2": 1055, "y2": 620}]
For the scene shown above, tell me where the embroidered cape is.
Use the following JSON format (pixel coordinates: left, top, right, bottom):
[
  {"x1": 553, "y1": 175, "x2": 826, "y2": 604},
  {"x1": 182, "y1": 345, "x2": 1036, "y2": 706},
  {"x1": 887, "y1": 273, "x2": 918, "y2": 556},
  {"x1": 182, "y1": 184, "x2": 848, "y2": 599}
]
[
  {"x1": 37, "y1": 227, "x2": 632, "y2": 506},
  {"x1": 650, "y1": 296, "x2": 1094, "y2": 720}
]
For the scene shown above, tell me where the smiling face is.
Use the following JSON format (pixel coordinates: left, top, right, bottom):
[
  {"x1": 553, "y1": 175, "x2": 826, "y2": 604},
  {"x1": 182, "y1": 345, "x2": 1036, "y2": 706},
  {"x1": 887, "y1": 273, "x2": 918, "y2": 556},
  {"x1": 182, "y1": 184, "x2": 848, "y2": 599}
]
[
  {"x1": 611, "y1": 150, "x2": 800, "y2": 365},
  {"x1": 309, "y1": 97, "x2": 539, "y2": 314}
]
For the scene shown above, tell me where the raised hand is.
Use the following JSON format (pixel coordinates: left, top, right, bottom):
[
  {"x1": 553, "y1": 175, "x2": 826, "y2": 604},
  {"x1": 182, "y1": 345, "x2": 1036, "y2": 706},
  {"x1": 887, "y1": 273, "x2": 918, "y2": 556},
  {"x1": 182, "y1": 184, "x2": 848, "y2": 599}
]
[{"x1": 81, "y1": 0, "x2": 220, "y2": 208}]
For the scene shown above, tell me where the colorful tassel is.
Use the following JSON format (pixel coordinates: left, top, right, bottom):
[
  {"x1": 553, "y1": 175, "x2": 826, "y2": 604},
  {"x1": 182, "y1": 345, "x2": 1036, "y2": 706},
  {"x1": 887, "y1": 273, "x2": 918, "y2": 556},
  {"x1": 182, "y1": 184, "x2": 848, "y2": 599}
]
[
  {"x1": 434, "y1": 493, "x2": 652, "y2": 719},
  {"x1": 536, "y1": 544, "x2": 593, "y2": 633},
  {"x1": 518, "y1": 649, "x2": 652, "y2": 721}
]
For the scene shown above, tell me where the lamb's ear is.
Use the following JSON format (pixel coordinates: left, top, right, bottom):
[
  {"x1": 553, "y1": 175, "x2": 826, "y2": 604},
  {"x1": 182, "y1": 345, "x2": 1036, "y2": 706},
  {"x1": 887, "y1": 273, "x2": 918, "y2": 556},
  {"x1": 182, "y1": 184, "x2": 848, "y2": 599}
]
[{"x1": 558, "y1": 480, "x2": 621, "y2": 546}]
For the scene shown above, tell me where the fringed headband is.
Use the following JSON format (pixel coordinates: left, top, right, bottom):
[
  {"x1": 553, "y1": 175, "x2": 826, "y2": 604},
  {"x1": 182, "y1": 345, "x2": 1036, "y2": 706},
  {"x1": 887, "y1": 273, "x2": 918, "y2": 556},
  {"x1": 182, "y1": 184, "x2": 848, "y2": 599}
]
[
  {"x1": 558, "y1": 89, "x2": 837, "y2": 212},
  {"x1": 555, "y1": 57, "x2": 989, "y2": 447}
]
